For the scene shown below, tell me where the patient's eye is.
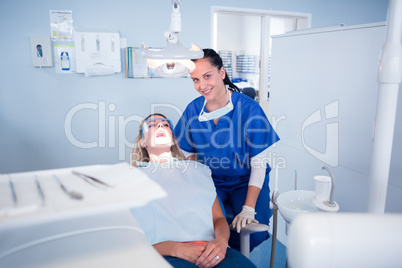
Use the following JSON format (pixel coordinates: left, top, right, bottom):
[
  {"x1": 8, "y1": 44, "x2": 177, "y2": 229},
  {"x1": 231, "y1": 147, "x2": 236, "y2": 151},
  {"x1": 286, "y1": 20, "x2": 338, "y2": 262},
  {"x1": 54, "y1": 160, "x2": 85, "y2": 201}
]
[{"x1": 148, "y1": 122, "x2": 156, "y2": 128}]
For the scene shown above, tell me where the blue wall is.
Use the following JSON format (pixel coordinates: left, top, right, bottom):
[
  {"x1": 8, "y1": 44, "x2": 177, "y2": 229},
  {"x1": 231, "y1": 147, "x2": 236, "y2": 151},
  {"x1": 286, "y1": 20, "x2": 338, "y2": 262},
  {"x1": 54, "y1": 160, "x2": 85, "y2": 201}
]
[{"x1": 0, "y1": 0, "x2": 388, "y2": 173}]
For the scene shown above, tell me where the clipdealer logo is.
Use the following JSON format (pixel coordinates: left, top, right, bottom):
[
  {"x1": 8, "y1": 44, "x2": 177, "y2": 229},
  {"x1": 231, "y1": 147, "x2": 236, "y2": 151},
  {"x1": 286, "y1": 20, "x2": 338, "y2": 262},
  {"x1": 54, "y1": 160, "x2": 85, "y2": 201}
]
[
  {"x1": 63, "y1": 100, "x2": 338, "y2": 167},
  {"x1": 301, "y1": 100, "x2": 339, "y2": 167}
]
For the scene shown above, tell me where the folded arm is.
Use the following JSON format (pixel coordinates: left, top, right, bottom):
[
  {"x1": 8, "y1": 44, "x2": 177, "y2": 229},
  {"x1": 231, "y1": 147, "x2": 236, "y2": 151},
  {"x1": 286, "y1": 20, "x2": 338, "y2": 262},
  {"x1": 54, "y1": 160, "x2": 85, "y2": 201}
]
[
  {"x1": 153, "y1": 198, "x2": 228, "y2": 267},
  {"x1": 153, "y1": 241, "x2": 206, "y2": 264}
]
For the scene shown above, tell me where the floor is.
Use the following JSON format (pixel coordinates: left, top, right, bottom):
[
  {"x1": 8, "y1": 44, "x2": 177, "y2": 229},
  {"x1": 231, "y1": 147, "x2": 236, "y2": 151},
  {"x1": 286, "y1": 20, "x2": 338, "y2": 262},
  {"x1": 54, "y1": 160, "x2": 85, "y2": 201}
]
[{"x1": 249, "y1": 236, "x2": 287, "y2": 268}]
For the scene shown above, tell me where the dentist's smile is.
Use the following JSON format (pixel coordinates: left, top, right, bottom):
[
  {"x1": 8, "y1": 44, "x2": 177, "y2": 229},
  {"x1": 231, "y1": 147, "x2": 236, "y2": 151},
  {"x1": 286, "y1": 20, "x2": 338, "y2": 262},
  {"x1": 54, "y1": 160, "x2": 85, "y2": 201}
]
[{"x1": 202, "y1": 88, "x2": 212, "y2": 94}]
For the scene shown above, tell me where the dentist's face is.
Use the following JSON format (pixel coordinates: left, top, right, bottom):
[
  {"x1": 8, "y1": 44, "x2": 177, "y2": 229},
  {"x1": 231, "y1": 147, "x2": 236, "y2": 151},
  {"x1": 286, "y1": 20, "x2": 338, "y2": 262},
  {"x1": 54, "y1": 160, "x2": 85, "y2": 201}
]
[
  {"x1": 141, "y1": 116, "x2": 173, "y2": 149},
  {"x1": 191, "y1": 58, "x2": 226, "y2": 102}
]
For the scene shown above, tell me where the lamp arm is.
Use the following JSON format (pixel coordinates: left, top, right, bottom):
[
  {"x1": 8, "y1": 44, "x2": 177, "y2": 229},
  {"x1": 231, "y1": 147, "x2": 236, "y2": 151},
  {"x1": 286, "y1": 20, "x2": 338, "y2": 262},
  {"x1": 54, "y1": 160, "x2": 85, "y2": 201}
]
[
  {"x1": 171, "y1": 0, "x2": 182, "y2": 8},
  {"x1": 164, "y1": 0, "x2": 182, "y2": 44}
]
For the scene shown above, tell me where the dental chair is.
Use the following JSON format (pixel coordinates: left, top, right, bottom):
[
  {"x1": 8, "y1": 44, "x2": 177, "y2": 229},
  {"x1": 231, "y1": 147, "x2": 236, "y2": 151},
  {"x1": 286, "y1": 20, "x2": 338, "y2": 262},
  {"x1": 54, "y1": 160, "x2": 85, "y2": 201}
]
[
  {"x1": 235, "y1": 219, "x2": 269, "y2": 258},
  {"x1": 220, "y1": 191, "x2": 279, "y2": 268},
  {"x1": 219, "y1": 199, "x2": 269, "y2": 258}
]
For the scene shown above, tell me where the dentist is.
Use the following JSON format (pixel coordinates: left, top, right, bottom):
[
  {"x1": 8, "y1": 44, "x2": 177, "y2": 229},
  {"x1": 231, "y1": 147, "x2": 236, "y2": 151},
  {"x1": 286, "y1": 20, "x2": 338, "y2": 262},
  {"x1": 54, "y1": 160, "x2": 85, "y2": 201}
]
[{"x1": 174, "y1": 49, "x2": 280, "y2": 252}]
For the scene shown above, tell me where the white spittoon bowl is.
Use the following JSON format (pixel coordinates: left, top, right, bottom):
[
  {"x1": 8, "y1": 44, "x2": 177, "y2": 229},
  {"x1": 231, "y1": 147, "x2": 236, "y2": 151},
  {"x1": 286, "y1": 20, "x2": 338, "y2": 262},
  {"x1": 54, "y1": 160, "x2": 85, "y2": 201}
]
[{"x1": 277, "y1": 190, "x2": 318, "y2": 223}]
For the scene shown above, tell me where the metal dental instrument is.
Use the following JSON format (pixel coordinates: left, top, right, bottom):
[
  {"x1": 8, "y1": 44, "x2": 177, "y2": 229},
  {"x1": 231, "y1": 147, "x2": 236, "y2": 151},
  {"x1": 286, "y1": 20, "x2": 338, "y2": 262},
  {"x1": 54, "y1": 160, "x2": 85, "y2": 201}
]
[
  {"x1": 53, "y1": 174, "x2": 83, "y2": 200},
  {"x1": 72, "y1": 170, "x2": 113, "y2": 188},
  {"x1": 8, "y1": 175, "x2": 18, "y2": 206},
  {"x1": 76, "y1": 174, "x2": 101, "y2": 189},
  {"x1": 35, "y1": 175, "x2": 46, "y2": 206},
  {"x1": 75, "y1": 173, "x2": 108, "y2": 190}
]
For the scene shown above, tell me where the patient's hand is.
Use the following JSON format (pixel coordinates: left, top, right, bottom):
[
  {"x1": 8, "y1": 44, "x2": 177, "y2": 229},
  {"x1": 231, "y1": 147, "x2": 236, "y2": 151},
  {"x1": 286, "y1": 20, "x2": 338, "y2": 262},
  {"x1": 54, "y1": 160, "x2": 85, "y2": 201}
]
[
  {"x1": 195, "y1": 238, "x2": 228, "y2": 268},
  {"x1": 175, "y1": 243, "x2": 206, "y2": 264}
]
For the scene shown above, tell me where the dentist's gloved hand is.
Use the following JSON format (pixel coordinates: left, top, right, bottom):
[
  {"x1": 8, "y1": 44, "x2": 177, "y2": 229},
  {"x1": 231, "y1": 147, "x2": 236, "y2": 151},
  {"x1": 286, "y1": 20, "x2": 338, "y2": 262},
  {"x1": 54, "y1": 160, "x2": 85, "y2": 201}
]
[{"x1": 232, "y1": 206, "x2": 259, "y2": 233}]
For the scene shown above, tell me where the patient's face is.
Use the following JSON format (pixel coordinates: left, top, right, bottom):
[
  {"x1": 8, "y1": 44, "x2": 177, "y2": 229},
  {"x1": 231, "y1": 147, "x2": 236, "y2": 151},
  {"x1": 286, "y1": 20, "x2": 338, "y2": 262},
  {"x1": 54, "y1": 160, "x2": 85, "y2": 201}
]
[{"x1": 142, "y1": 115, "x2": 173, "y2": 149}]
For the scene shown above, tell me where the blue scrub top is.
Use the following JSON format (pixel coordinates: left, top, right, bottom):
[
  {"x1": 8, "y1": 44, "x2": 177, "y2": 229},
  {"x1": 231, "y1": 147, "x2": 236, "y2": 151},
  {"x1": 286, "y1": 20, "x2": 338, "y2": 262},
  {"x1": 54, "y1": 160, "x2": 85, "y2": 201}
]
[{"x1": 174, "y1": 91, "x2": 280, "y2": 190}]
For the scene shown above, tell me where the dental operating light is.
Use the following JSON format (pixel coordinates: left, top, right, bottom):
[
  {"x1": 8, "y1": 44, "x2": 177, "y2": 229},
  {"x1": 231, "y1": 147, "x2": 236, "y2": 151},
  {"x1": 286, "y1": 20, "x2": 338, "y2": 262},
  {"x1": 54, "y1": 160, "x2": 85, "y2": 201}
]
[{"x1": 140, "y1": 0, "x2": 204, "y2": 78}]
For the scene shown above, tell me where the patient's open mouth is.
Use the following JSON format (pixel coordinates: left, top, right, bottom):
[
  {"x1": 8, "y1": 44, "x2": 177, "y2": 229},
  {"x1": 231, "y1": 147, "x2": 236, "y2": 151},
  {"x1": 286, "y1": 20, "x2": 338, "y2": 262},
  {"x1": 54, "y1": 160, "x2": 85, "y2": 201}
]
[{"x1": 156, "y1": 131, "x2": 166, "y2": 138}]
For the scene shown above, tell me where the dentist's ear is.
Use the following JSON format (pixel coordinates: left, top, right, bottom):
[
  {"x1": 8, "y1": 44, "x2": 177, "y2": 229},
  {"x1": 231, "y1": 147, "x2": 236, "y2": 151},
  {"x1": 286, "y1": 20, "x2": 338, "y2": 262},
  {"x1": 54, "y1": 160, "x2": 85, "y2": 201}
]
[{"x1": 219, "y1": 66, "x2": 226, "y2": 80}]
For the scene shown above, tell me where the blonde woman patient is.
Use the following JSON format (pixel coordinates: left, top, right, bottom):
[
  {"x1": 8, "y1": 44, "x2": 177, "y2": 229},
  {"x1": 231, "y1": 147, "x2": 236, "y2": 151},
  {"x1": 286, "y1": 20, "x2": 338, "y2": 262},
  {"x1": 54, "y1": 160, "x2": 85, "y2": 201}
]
[{"x1": 130, "y1": 113, "x2": 256, "y2": 268}]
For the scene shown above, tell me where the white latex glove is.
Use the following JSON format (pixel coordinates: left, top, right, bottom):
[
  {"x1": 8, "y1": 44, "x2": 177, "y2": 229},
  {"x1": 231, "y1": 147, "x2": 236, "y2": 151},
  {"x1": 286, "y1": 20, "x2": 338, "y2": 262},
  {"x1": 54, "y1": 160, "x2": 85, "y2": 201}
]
[{"x1": 232, "y1": 205, "x2": 259, "y2": 233}]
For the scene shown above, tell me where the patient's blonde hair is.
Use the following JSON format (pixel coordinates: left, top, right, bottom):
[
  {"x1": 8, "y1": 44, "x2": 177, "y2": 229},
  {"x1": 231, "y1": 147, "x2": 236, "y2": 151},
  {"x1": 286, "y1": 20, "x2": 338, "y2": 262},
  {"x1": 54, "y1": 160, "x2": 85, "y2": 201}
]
[{"x1": 131, "y1": 113, "x2": 185, "y2": 167}]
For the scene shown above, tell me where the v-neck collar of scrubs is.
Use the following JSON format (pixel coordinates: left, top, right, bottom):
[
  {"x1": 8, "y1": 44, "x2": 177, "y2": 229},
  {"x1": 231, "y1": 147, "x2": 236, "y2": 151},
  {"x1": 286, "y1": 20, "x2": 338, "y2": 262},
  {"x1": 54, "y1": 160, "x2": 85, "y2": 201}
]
[
  {"x1": 199, "y1": 88, "x2": 233, "y2": 123},
  {"x1": 203, "y1": 91, "x2": 237, "y2": 129}
]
